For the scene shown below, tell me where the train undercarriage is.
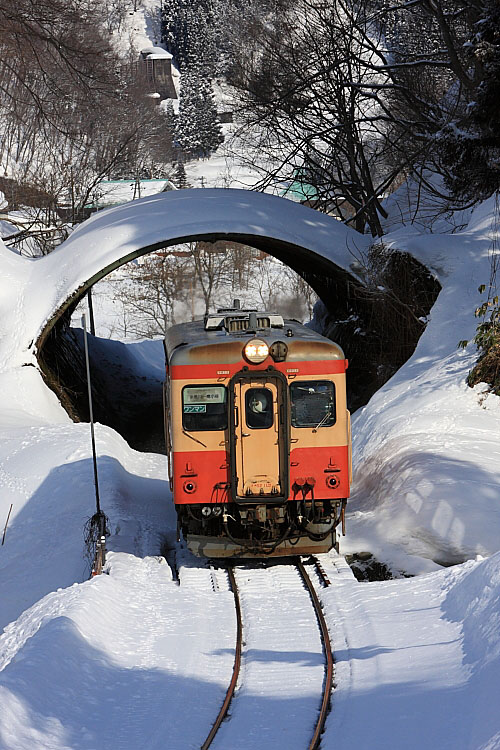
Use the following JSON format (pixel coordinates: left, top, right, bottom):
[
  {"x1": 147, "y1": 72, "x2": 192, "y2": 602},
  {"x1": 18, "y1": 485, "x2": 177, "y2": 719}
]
[{"x1": 177, "y1": 498, "x2": 347, "y2": 558}]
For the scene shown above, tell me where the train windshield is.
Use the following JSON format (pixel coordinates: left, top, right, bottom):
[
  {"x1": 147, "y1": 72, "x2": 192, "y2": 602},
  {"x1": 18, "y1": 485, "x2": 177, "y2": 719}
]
[
  {"x1": 245, "y1": 387, "x2": 274, "y2": 429},
  {"x1": 290, "y1": 380, "x2": 336, "y2": 428},
  {"x1": 182, "y1": 385, "x2": 227, "y2": 431}
]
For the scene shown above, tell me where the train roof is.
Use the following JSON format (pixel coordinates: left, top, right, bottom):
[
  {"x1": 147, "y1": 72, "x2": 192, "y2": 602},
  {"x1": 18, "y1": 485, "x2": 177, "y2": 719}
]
[{"x1": 164, "y1": 308, "x2": 345, "y2": 366}]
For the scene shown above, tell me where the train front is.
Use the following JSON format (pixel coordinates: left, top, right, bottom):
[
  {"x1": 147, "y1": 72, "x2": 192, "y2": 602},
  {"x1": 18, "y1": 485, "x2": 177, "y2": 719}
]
[{"x1": 164, "y1": 306, "x2": 351, "y2": 558}]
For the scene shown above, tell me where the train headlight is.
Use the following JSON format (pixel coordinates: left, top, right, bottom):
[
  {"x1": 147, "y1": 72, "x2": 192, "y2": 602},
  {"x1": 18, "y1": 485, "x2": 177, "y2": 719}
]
[
  {"x1": 201, "y1": 506, "x2": 212, "y2": 517},
  {"x1": 244, "y1": 338, "x2": 269, "y2": 364}
]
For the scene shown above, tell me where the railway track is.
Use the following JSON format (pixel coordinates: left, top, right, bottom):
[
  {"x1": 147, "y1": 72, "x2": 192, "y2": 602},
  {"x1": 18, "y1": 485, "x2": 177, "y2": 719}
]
[
  {"x1": 201, "y1": 566, "x2": 243, "y2": 750},
  {"x1": 296, "y1": 557, "x2": 334, "y2": 749},
  {"x1": 200, "y1": 555, "x2": 334, "y2": 750}
]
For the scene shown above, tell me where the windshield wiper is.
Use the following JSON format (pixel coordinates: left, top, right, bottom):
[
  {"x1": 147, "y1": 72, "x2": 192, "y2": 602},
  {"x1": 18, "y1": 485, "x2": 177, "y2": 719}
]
[
  {"x1": 182, "y1": 428, "x2": 207, "y2": 447},
  {"x1": 312, "y1": 410, "x2": 332, "y2": 432}
]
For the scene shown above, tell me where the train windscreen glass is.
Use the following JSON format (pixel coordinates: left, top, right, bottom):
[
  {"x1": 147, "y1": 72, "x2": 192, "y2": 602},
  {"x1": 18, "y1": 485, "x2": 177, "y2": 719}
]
[
  {"x1": 182, "y1": 385, "x2": 227, "y2": 431},
  {"x1": 290, "y1": 381, "x2": 336, "y2": 428},
  {"x1": 245, "y1": 387, "x2": 273, "y2": 429}
]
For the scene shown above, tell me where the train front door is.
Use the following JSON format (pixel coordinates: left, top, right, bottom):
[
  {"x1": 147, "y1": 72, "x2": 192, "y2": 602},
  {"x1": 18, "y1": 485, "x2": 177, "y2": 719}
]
[{"x1": 230, "y1": 373, "x2": 289, "y2": 501}]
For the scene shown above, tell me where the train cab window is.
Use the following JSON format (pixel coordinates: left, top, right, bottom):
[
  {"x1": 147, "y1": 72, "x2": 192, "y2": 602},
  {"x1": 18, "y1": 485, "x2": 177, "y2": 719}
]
[
  {"x1": 245, "y1": 388, "x2": 273, "y2": 429},
  {"x1": 290, "y1": 380, "x2": 336, "y2": 428},
  {"x1": 182, "y1": 385, "x2": 227, "y2": 431}
]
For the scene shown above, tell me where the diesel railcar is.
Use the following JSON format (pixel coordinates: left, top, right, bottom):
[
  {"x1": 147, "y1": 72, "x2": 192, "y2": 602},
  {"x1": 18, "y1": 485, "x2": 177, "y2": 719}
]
[{"x1": 163, "y1": 304, "x2": 351, "y2": 558}]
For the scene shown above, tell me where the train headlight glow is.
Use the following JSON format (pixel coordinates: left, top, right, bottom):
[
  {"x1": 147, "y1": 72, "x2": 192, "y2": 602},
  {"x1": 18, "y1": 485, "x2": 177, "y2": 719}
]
[{"x1": 244, "y1": 338, "x2": 269, "y2": 363}]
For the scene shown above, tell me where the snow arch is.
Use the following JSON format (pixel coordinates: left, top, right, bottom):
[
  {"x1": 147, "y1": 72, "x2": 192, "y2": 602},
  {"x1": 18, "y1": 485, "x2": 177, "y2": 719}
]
[
  {"x1": 0, "y1": 188, "x2": 369, "y2": 371},
  {"x1": 38, "y1": 189, "x2": 367, "y2": 346}
]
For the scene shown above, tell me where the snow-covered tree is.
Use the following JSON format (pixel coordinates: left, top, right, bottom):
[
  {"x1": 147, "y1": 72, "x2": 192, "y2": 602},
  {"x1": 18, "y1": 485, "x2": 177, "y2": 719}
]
[
  {"x1": 174, "y1": 160, "x2": 190, "y2": 188},
  {"x1": 161, "y1": 0, "x2": 216, "y2": 74},
  {"x1": 175, "y1": 68, "x2": 223, "y2": 158}
]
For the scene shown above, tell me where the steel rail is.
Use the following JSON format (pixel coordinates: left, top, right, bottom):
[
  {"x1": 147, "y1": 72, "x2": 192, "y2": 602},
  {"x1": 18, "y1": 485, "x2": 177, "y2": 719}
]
[
  {"x1": 296, "y1": 558, "x2": 334, "y2": 750},
  {"x1": 313, "y1": 556, "x2": 332, "y2": 588},
  {"x1": 200, "y1": 566, "x2": 243, "y2": 750}
]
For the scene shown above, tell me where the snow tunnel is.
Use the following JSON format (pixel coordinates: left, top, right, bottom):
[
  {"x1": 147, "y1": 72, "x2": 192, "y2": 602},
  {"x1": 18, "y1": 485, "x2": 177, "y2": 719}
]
[
  {"x1": 29, "y1": 188, "x2": 440, "y2": 448},
  {"x1": 35, "y1": 188, "x2": 366, "y2": 344}
]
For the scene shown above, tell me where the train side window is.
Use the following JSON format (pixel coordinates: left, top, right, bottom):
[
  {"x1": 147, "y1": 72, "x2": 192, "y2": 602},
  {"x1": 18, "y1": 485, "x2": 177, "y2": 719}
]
[
  {"x1": 182, "y1": 385, "x2": 227, "y2": 431},
  {"x1": 290, "y1": 380, "x2": 336, "y2": 428},
  {"x1": 245, "y1": 388, "x2": 273, "y2": 429}
]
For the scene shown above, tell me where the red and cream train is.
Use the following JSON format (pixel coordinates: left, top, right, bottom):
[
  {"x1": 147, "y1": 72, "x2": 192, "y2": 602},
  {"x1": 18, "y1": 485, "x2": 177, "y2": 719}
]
[{"x1": 163, "y1": 303, "x2": 351, "y2": 558}]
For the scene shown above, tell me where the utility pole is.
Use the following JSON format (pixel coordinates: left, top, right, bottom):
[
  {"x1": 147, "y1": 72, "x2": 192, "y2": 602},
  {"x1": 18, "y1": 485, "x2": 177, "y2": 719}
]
[{"x1": 82, "y1": 313, "x2": 107, "y2": 576}]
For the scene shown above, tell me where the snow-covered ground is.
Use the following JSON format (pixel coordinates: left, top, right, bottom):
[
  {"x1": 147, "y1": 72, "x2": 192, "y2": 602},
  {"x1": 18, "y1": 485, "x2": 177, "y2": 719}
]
[
  {"x1": 183, "y1": 120, "x2": 263, "y2": 191},
  {"x1": 322, "y1": 552, "x2": 500, "y2": 750},
  {"x1": 0, "y1": 184, "x2": 499, "y2": 748},
  {"x1": 1, "y1": 0, "x2": 499, "y2": 743},
  {"x1": 111, "y1": 0, "x2": 165, "y2": 59},
  {"x1": 345, "y1": 196, "x2": 500, "y2": 576},
  {"x1": 88, "y1": 179, "x2": 176, "y2": 211}
]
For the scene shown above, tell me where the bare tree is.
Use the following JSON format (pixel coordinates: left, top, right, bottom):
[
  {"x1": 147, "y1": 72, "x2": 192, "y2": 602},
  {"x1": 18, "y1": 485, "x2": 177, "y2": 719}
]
[
  {"x1": 0, "y1": 0, "x2": 176, "y2": 254},
  {"x1": 101, "y1": 238, "x2": 320, "y2": 338},
  {"x1": 115, "y1": 253, "x2": 191, "y2": 337},
  {"x1": 102, "y1": 0, "x2": 130, "y2": 34},
  {"x1": 281, "y1": 265, "x2": 318, "y2": 319},
  {"x1": 226, "y1": 0, "x2": 499, "y2": 229},
  {"x1": 380, "y1": 0, "x2": 500, "y2": 202},
  {"x1": 190, "y1": 241, "x2": 233, "y2": 314},
  {"x1": 0, "y1": 0, "x2": 117, "y2": 133},
  {"x1": 228, "y1": 0, "x2": 392, "y2": 235}
]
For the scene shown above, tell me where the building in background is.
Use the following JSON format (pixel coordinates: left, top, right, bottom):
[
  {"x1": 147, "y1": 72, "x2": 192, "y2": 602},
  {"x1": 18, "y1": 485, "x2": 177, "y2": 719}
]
[{"x1": 139, "y1": 46, "x2": 177, "y2": 101}]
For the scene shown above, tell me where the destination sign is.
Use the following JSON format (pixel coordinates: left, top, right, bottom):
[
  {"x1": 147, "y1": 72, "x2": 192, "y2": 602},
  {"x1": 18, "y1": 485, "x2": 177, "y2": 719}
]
[{"x1": 183, "y1": 386, "x2": 225, "y2": 405}]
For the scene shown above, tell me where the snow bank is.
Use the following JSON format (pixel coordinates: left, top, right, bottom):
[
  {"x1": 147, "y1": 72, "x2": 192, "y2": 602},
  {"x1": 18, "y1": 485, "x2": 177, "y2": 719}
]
[
  {"x1": 322, "y1": 552, "x2": 500, "y2": 750},
  {"x1": 0, "y1": 240, "x2": 35, "y2": 371},
  {"x1": 441, "y1": 553, "x2": 500, "y2": 750},
  {"x1": 0, "y1": 553, "x2": 237, "y2": 750},
  {"x1": 345, "y1": 196, "x2": 500, "y2": 573},
  {"x1": 443, "y1": 552, "x2": 500, "y2": 669},
  {"x1": 0, "y1": 417, "x2": 172, "y2": 630}
]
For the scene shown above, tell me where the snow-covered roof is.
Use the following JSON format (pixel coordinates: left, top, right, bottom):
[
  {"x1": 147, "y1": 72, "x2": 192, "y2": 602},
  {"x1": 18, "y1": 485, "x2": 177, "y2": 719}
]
[
  {"x1": 87, "y1": 179, "x2": 174, "y2": 209},
  {"x1": 146, "y1": 53, "x2": 173, "y2": 60},
  {"x1": 141, "y1": 46, "x2": 172, "y2": 59}
]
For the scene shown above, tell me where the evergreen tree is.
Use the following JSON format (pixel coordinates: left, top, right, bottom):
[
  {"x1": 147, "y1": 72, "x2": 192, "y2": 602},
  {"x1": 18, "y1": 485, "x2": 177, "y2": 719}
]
[
  {"x1": 163, "y1": 100, "x2": 177, "y2": 136},
  {"x1": 175, "y1": 68, "x2": 223, "y2": 158},
  {"x1": 161, "y1": 0, "x2": 217, "y2": 74},
  {"x1": 174, "y1": 160, "x2": 190, "y2": 188}
]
